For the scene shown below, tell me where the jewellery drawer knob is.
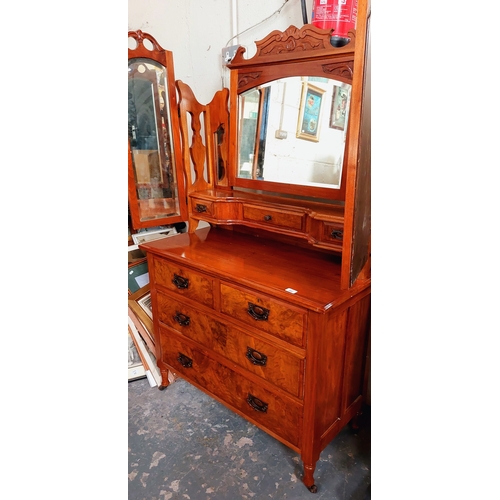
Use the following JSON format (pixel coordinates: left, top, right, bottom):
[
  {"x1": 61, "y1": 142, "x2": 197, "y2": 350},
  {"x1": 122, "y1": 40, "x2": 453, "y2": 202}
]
[
  {"x1": 246, "y1": 347, "x2": 268, "y2": 366},
  {"x1": 195, "y1": 204, "x2": 207, "y2": 213},
  {"x1": 173, "y1": 312, "x2": 190, "y2": 326},
  {"x1": 247, "y1": 302, "x2": 269, "y2": 321},
  {"x1": 263, "y1": 215, "x2": 272, "y2": 221},
  {"x1": 246, "y1": 393, "x2": 268, "y2": 413},
  {"x1": 177, "y1": 352, "x2": 193, "y2": 368},
  {"x1": 330, "y1": 229, "x2": 343, "y2": 240},
  {"x1": 172, "y1": 273, "x2": 189, "y2": 289}
]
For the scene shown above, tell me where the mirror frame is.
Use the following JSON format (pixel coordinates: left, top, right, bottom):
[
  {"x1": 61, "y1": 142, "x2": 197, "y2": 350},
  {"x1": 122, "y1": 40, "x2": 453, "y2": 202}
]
[
  {"x1": 227, "y1": 25, "x2": 356, "y2": 201},
  {"x1": 128, "y1": 30, "x2": 188, "y2": 230}
]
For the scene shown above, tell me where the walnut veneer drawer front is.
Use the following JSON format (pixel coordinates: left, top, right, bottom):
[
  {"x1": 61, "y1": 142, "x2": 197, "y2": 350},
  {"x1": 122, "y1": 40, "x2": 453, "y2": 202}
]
[
  {"x1": 191, "y1": 199, "x2": 213, "y2": 216},
  {"x1": 243, "y1": 204, "x2": 304, "y2": 231},
  {"x1": 157, "y1": 292, "x2": 304, "y2": 397},
  {"x1": 321, "y1": 222, "x2": 344, "y2": 248},
  {"x1": 161, "y1": 330, "x2": 302, "y2": 448},
  {"x1": 153, "y1": 258, "x2": 213, "y2": 308},
  {"x1": 220, "y1": 283, "x2": 305, "y2": 347}
]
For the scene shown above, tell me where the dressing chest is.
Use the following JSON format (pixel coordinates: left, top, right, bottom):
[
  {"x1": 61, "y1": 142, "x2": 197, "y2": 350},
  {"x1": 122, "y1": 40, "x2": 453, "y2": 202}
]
[{"x1": 132, "y1": 1, "x2": 371, "y2": 491}]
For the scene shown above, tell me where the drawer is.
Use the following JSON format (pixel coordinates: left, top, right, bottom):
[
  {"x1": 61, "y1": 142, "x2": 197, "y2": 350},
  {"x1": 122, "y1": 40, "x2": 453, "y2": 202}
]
[
  {"x1": 160, "y1": 330, "x2": 302, "y2": 448},
  {"x1": 157, "y1": 292, "x2": 304, "y2": 397},
  {"x1": 191, "y1": 199, "x2": 214, "y2": 217},
  {"x1": 321, "y1": 222, "x2": 344, "y2": 250},
  {"x1": 153, "y1": 257, "x2": 213, "y2": 308},
  {"x1": 220, "y1": 283, "x2": 305, "y2": 347},
  {"x1": 243, "y1": 204, "x2": 304, "y2": 231}
]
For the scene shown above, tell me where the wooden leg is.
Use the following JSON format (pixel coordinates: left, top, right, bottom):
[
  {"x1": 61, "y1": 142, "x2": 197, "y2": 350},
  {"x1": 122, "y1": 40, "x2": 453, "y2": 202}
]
[
  {"x1": 158, "y1": 370, "x2": 170, "y2": 390},
  {"x1": 302, "y1": 463, "x2": 318, "y2": 493},
  {"x1": 349, "y1": 410, "x2": 363, "y2": 431}
]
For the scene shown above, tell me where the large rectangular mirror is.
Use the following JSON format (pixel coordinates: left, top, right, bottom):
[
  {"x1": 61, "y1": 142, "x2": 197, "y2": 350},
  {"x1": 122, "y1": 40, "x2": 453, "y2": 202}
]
[{"x1": 238, "y1": 76, "x2": 351, "y2": 189}]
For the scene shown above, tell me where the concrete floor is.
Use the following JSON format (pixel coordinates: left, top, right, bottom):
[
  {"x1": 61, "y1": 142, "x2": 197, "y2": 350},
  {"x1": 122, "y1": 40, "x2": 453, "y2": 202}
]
[{"x1": 129, "y1": 377, "x2": 371, "y2": 500}]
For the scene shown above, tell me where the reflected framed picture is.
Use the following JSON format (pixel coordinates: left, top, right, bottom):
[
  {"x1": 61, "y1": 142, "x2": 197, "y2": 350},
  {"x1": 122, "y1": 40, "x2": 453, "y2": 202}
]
[
  {"x1": 296, "y1": 82, "x2": 325, "y2": 142},
  {"x1": 329, "y1": 85, "x2": 350, "y2": 131}
]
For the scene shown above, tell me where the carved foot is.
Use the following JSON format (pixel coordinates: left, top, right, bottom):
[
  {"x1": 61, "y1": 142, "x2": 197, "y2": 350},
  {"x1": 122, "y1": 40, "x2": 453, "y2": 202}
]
[{"x1": 308, "y1": 484, "x2": 318, "y2": 493}]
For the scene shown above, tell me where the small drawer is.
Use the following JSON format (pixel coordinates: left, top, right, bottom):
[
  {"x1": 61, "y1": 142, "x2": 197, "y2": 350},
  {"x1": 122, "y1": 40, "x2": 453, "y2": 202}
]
[
  {"x1": 157, "y1": 293, "x2": 304, "y2": 397},
  {"x1": 243, "y1": 204, "x2": 304, "y2": 231},
  {"x1": 160, "y1": 330, "x2": 302, "y2": 448},
  {"x1": 153, "y1": 257, "x2": 213, "y2": 308},
  {"x1": 321, "y1": 222, "x2": 344, "y2": 249},
  {"x1": 220, "y1": 283, "x2": 305, "y2": 347},
  {"x1": 191, "y1": 199, "x2": 213, "y2": 216}
]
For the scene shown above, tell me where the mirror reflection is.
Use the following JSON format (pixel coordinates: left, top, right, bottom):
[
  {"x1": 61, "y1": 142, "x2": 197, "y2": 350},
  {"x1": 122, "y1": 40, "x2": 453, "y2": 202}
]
[
  {"x1": 128, "y1": 58, "x2": 180, "y2": 221},
  {"x1": 238, "y1": 77, "x2": 351, "y2": 189}
]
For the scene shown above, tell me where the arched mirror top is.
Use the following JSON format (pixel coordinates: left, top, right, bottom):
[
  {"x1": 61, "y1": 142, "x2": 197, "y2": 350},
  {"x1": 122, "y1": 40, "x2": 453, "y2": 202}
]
[
  {"x1": 128, "y1": 30, "x2": 187, "y2": 229},
  {"x1": 228, "y1": 25, "x2": 356, "y2": 201}
]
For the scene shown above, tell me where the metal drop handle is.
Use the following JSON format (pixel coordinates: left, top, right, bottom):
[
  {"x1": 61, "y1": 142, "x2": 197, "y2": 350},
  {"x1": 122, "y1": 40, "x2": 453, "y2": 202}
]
[
  {"x1": 177, "y1": 353, "x2": 193, "y2": 368},
  {"x1": 246, "y1": 347, "x2": 267, "y2": 366},
  {"x1": 246, "y1": 393, "x2": 268, "y2": 413},
  {"x1": 172, "y1": 273, "x2": 189, "y2": 289},
  {"x1": 247, "y1": 302, "x2": 269, "y2": 321}
]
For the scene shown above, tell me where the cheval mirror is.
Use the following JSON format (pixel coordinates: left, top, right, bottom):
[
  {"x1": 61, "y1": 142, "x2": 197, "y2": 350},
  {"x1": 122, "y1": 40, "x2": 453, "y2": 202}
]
[{"x1": 128, "y1": 30, "x2": 188, "y2": 230}]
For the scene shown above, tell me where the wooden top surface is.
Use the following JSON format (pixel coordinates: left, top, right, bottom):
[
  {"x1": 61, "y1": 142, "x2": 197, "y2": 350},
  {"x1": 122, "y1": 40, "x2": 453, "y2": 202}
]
[{"x1": 140, "y1": 227, "x2": 369, "y2": 312}]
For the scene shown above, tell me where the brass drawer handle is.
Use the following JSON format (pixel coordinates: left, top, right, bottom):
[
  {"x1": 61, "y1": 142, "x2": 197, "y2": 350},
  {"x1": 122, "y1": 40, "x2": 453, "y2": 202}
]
[
  {"x1": 247, "y1": 302, "x2": 269, "y2": 321},
  {"x1": 172, "y1": 273, "x2": 189, "y2": 289},
  {"x1": 173, "y1": 312, "x2": 190, "y2": 326},
  {"x1": 263, "y1": 214, "x2": 272, "y2": 221},
  {"x1": 246, "y1": 347, "x2": 267, "y2": 366},
  {"x1": 177, "y1": 352, "x2": 193, "y2": 368},
  {"x1": 330, "y1": 229, "x2": 343, "y2": 240},
  {"x1": 246, "y1": 393, "x2": 268, "y2": 413},
  {"x1": 195, "y1": 203, "x2": 207, "y2": 213}
]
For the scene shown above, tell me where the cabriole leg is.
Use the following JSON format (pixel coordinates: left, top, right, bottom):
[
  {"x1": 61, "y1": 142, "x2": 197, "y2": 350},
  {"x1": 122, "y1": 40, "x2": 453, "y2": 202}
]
[{"x1": 303, "y1": 463, "x2": 318, "y2": 493}]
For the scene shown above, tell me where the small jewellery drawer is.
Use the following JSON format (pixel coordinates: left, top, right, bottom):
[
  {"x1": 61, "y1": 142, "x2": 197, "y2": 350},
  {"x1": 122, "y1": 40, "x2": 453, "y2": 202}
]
[
  {"x1": 243, "y1": 204, "x2": 304, "y2": 231},
  {"x1": 157, "y1": 293, "x2": 304, "y2": 397},
  {"x1": 153, "y1": 257, "x2": 213, "y2": 308},
  {"x1": 220, "y1": 283, "x2": 305, "y2": 347},
  {"x1": 160, "y1": 330, "x2": 302, "y2": 448},
  {"x1": 321, "y1": 222, "x2": 344, "y2": 250},
  {"x1": 190, "y1": 199, "x2": 213, "y2": 217}
]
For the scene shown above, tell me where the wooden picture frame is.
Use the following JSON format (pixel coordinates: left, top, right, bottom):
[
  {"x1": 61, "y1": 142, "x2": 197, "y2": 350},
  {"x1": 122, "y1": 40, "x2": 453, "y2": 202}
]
[
  {"x1": 128, "y1": 283, "x2": 155, "y2": 354},
  {"x1": 128, "y1": 258, "x2": 149, "y2": 295},
  {"x1": 329, "y1": 85, "x2": 350, "y2": 131},
  {"x1": 296, "y1": 82, "x2": 325, "y2": 142}
]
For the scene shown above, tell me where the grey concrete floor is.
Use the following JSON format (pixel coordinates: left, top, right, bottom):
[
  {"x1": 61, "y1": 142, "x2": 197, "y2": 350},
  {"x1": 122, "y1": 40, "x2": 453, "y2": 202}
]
[{"x1": 129, "y1": 377, "x2": 370, "y2": 500}]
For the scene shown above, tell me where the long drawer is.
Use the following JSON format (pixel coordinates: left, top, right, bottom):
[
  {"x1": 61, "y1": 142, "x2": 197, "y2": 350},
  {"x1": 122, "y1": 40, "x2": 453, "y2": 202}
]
[
  {"x1": 220, "y1": 282, "x2": 306, "y2": 347},
  {"x1": 157, "y1": 292, "x2": 305, "y2": 397},
  {"x1": 160, "y1": 329, "x2": 303, "y2": 448}
]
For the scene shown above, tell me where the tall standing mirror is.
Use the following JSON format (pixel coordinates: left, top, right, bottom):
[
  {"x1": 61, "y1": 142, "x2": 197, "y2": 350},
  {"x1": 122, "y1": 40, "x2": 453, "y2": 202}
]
[{"x1": 128, "y1": 30, "x2": 187, "y2": 229}]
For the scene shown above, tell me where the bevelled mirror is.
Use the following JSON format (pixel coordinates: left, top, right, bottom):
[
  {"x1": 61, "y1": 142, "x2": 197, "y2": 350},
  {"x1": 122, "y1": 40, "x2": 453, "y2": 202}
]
[
  {"x1": 228, "y1": 26, "x2": 355, "y2": 201},
  {"x1": 128, "y1": 30, "x2": 187, "y2": 229},
  {"x1": 238, "y1": 77, "x2": 351, "y2": 189}
]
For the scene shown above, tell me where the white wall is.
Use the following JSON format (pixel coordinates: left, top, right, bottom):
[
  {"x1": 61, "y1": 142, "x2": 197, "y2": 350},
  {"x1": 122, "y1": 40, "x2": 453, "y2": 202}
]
[{"x1": 128, "y1": 0, "x2": 313, "y2": 104}]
